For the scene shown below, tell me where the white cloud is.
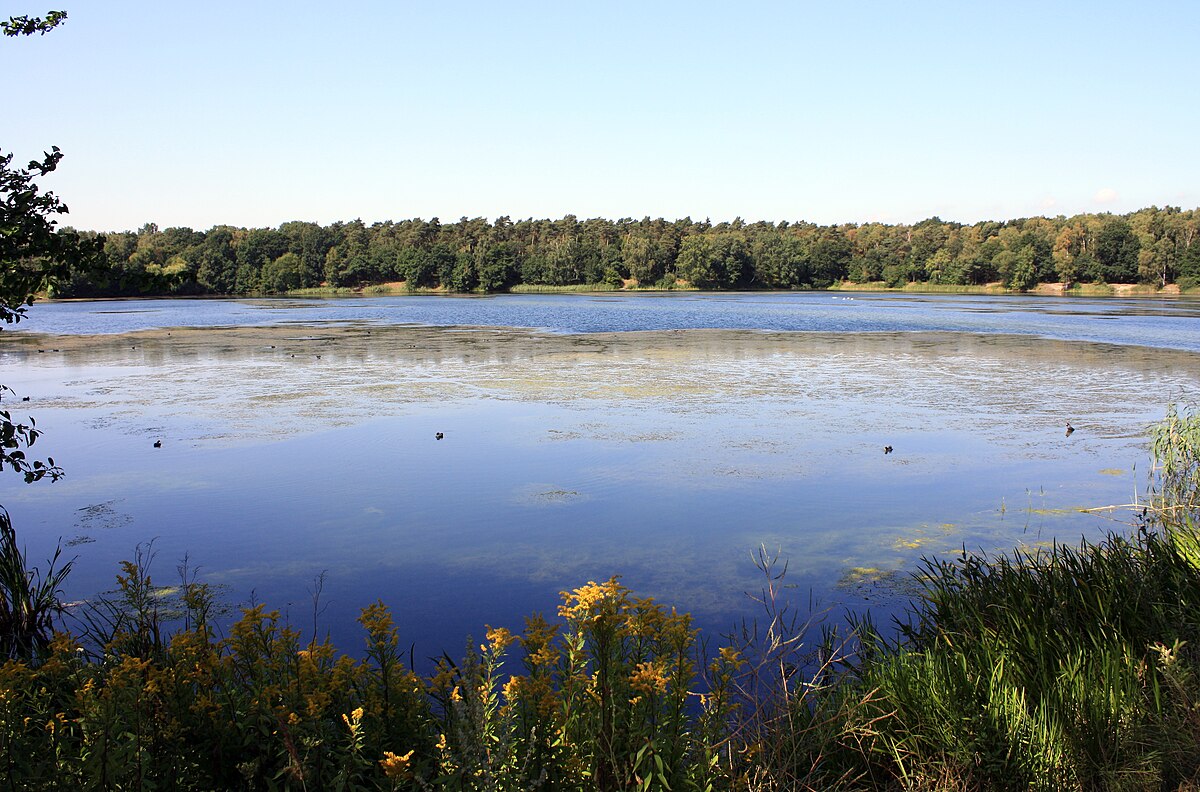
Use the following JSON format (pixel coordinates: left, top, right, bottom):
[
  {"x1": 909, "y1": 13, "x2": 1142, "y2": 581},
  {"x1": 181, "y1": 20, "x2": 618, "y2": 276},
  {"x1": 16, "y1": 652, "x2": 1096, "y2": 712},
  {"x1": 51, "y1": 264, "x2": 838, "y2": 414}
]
[{"x1": 1094, "y1": 187, "x2": 1119, "y2": 204}]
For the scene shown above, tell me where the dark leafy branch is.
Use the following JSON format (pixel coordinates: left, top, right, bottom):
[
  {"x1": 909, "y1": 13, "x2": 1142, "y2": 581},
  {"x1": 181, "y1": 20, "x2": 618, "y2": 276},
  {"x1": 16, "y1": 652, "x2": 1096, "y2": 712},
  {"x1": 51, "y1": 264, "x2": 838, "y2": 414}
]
[{"x1": 1, "y1": 10, "x2": 66, "y2": 37}]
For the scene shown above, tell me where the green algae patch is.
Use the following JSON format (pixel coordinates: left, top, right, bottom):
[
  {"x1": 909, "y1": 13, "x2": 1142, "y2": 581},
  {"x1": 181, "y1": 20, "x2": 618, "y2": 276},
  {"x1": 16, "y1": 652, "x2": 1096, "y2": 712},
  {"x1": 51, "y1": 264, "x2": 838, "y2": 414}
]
[
  {"x1": 893, "y1": 522, "x2": 960, "y2": 550},
  {"x1": 839, "y1": 566, "x2": 886, "y2": 586}
]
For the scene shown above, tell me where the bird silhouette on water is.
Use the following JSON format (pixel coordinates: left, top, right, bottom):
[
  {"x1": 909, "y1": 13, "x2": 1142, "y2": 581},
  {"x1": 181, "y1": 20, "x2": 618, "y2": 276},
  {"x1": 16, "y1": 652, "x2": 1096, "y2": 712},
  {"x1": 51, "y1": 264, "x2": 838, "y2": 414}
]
[
  {"x1": 153, "y1": 440, "x2": 162, "y2": 448},
  {"x1": 883, "y1": 445, "x2": 893, "y2": 454},
  {"x1": 435, "y1": 432, "x2": 444, "y2": 440},
  {"x1": 1065, "y1": 422, "x2": 1075, "y2": 437}
]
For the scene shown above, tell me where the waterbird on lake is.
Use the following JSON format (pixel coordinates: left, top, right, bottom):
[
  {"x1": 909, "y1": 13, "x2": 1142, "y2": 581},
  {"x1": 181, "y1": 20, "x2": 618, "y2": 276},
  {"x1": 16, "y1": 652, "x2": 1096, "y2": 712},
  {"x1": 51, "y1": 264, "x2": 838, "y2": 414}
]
[
  {"x1": 883, "y1": 445, "x2": 893, "y2": 454},
  {"x1": 153, "y1": 440, "x2": 162, "y2": 448},
  {"x1": 435, "y1": 432, "x2": 444, "y2": 440},
  {"x1": 1065, "y1": 422, "x2": 1075, "y2": 437},
  {"x1": 21, "y1": 396, "x2": 30, "y2": 402}
]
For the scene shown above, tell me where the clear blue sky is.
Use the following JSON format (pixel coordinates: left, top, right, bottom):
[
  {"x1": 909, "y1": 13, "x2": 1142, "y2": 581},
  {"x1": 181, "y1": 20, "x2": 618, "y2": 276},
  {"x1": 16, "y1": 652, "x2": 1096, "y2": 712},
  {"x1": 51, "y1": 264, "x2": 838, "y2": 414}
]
[{"x1": 4, "y1": 1, "x2": 1197, "y2": 232}]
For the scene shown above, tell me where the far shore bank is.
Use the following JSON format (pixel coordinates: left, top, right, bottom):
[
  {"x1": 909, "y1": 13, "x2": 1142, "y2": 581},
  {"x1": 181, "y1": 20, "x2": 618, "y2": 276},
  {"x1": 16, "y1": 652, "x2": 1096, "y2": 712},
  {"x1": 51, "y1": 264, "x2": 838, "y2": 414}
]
[
  {"x1": 38, "y1": 280, "x2": 1200, "y2": 303},
  {"x1": 281, "y1": 280, "x2": 1197, "y2": 299}
]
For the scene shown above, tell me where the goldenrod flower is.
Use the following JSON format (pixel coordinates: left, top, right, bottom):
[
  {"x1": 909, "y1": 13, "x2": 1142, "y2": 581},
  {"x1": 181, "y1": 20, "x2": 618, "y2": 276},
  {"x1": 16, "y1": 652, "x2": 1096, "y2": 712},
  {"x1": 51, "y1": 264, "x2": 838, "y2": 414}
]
[
  {"x1": 718, "y1": 646, "x2": 746, "y2": 670},
  {"x1": 502, "y1": 675, "x2": 522, "y2": 703},
  {"x1": 379, "y1": 749, "x2": 414, "y2": 779},
  {"x1": 558, "y1": 578, "x2": 625, "y2": 622},
  {"x1": 342, "y1": 706, "x2": 364, "y2": 734},
  {"x1": 485, "y1": 625, "x2": 515, "y2": 652},
  {"x1": 629, "y1": 661, "x2": 669, "y2": 695}
]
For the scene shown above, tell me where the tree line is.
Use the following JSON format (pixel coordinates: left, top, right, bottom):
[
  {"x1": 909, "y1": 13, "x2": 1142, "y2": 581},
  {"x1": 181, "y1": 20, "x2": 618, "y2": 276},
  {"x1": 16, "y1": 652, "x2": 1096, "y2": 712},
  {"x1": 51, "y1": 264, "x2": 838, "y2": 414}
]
[{"x1": 56, "y1": 207, "x2": 1200, "y2": 297}]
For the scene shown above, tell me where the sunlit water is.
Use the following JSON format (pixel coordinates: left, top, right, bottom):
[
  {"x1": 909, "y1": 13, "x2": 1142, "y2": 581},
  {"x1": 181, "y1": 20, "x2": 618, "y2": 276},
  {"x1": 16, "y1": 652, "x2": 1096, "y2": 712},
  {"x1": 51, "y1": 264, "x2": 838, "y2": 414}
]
[{"x1": 2, "y1": 292, "x2": 1198, "y2": 664}]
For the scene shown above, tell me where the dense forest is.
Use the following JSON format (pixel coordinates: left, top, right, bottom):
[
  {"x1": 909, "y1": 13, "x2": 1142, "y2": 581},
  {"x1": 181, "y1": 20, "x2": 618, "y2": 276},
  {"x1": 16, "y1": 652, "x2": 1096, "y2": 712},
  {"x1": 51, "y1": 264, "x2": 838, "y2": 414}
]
[{"x1": 58, "y1": 206, "x2": 1200, "y2": 297}]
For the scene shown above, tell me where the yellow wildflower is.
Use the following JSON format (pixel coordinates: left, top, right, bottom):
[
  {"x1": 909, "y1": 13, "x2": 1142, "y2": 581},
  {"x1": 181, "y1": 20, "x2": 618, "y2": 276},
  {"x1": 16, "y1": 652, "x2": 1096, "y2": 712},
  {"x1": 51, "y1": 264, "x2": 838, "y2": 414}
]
[
  {"x1": 629, "y1": 661, "x2": 668, "y2": 695},
  {"x1": 558, "y1": 577, "x2": 625, "y2": 622},
  {"x1": 532, "y1": 644, "x2": 557, "y2": 668},
  {"x1": 379, "y1": 749, "x2": 414, "y2": 779},
  {"x1": 428, "y1": 664, "x2": 455, "y2": 691},
  {"x1": 342, "y1": 706, "x2": 364, "y2": 734},
  {"x1": 485, "y1": 625, "x2": 515, "y2": 652},
  {"x1": 718, "y1": 646, "x2": 746, "y2": 670},
  {"x1": 502, "y1": 675, "x2": 522, "y2": 703}
]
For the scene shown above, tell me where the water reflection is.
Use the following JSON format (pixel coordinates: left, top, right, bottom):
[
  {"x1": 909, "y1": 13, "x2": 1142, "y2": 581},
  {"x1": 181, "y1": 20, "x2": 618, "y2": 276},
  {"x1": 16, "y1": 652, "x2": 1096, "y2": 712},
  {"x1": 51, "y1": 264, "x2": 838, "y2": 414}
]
[{"x1": 2, "y1": 318, "x2": 1198, "y2": 662}]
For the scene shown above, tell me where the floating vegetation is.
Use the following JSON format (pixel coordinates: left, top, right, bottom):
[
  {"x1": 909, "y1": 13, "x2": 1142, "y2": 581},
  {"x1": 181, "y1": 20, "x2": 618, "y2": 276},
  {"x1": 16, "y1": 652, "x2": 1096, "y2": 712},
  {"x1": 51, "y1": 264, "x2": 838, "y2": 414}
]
[
  {"x1": 65, "y1": 535, "x2": 95, "y2": 547},
  {"x1": 838, "y1": 565, "x2": 887, "y2": 587},
  {"x1": 542, "y1": 428, "x2": 583, "y2": 441},
  {"x1": 75, "y1": 500, "x2": 131, "y2": 532},
  {"x1": 893, "y1": 522, "x2": 960, "y2": 550},
  {"x1": 531, "y1": 489, "x2": 582, "y2": 504},
  {"x1": 1099, "y1": 467, "x2": 1126, "y2": 475},
  {"x1": 836, "y1": 565, "x2": 924, "y2": 602}
]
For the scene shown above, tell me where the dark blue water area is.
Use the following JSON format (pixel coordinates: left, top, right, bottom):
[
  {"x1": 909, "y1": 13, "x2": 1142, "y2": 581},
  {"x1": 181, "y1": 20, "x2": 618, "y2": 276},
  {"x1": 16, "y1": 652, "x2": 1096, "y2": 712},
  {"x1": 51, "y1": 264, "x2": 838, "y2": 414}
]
[
  {"x1": 0, "y1": 386, "x2": 1156, "y2": 668},
  {"x1": 16, "y1": 291, "x2": 1200, "y2": 352},
  {"x1": 3, "y1": 291, "x2": 1199, "y2": 670}
]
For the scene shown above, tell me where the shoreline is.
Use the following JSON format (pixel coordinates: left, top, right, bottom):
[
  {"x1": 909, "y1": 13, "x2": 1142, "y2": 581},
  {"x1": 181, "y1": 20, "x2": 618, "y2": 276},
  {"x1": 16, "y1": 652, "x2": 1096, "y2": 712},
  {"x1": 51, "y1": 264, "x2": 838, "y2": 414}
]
[{"x1": 41, "y1": 280, "x2": 1200, "y2": 303}]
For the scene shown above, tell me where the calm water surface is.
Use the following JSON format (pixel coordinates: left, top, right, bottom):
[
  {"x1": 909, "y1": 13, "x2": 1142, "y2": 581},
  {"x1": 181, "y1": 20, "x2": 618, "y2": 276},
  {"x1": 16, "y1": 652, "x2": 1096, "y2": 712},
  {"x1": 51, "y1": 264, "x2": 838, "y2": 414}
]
[
  {"x1": 19, "y1": 291, "x2": 1200, "y2": 351},
  {"x1": 2, "y1": 292, "x2": 1198, "y2": 661}
]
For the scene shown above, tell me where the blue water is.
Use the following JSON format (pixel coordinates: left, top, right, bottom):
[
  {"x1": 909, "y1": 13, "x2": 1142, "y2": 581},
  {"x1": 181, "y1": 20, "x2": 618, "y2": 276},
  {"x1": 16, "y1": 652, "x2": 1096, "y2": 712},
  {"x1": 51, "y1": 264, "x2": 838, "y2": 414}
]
[
  {"x1": 3, "y1": 291, "x2": 1199, "y2": 665},
  {"x1": 18, "y1": 291, "x2": 1200, "y2": 352}
]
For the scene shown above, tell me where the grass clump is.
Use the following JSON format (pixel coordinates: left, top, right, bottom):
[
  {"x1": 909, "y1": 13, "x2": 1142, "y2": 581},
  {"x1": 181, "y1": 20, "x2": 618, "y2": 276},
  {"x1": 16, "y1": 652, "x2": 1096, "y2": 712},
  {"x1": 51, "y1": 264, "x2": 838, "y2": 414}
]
[{"x1": 783, "y1": 404, "x2": 1200, "y2": 790}]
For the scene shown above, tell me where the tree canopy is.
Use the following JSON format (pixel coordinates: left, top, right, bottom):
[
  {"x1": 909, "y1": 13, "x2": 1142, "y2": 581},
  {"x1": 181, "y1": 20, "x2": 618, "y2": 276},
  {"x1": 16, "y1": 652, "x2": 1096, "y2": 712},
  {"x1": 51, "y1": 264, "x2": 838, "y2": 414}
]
[{"x1": 52, "y1": 207, "x2": 1200, "y2": 298}]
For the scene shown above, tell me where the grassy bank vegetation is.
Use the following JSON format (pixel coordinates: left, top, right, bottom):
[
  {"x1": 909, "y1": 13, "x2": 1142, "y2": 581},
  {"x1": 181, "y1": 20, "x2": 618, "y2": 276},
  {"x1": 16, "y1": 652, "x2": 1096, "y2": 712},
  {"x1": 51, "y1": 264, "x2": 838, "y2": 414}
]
[{"x1": 1, "y1": 407, "x2": 1198, "y2": 790}]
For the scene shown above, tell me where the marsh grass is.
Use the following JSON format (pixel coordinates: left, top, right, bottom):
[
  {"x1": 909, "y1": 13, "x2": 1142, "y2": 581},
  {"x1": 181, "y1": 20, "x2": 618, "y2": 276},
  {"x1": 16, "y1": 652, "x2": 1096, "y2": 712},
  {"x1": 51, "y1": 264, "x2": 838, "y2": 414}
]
[
  {"x1": 810, "y1": 404, "x2": 1200, "y2": 789},
  {"x1": 0, "y1": 506, "x2": 72, "y2": 660}
]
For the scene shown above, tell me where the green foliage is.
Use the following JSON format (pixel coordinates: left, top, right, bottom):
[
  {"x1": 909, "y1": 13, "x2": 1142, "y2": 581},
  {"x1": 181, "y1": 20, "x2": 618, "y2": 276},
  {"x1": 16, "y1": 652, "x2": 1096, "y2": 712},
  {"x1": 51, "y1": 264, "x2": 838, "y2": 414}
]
[
  {"x1": 0, "y1": 572, "x2": 751, "y2": 790},
  {"x1": 2, "y1": 10, "x2": 66, "y2": 37},
  {"x1": 1, "y1": 146, "x2": 105, "y2": 325},
  {"x1": 39, "y1": 208, "x2": 1200, "y2": 297},
  {"x1": 1093, "y1": 218, "x2": 1142, "y2": 283}
]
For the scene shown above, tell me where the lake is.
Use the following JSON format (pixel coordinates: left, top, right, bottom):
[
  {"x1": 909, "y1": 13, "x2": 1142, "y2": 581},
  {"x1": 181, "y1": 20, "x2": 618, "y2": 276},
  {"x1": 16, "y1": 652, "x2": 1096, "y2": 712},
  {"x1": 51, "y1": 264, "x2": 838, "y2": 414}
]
[{"x1": 2, "y1": 291, "x2": 1199, "y2": 663}]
